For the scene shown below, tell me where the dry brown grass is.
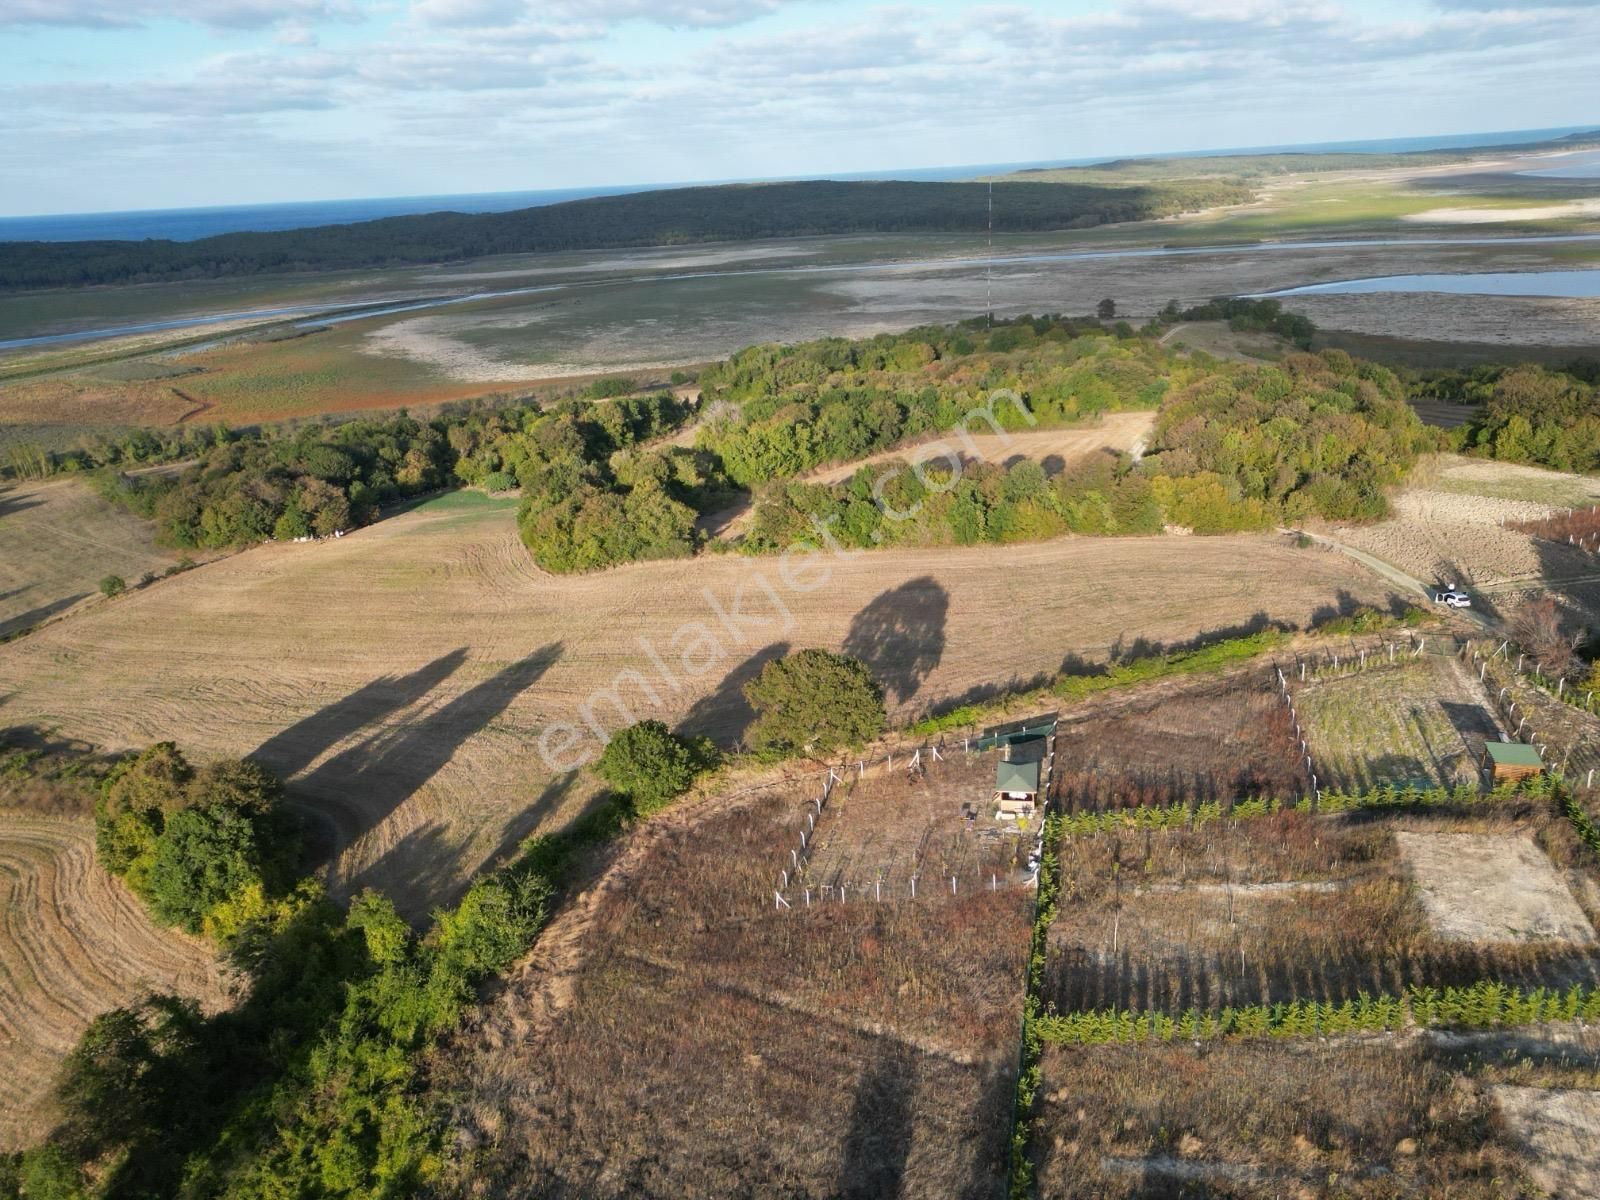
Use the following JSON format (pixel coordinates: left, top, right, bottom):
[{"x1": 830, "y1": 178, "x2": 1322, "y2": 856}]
[
  {"x1": 439, "y1": 783, "x2": 1030, "y2": 1199},
  {"x1": 0, "y1": 501, "x2": 1393, "y2": 920},
  {"x1": 0, "y1": 477, "x2": 180, "y2": 637},
  {"x1": 1044, "y1": 805, "x2": 1600, "y2": 1018},
  {"x1": 800, "y1": 751, "x2": 1037, "y2": 897},
  {"x1": 1032, "y1": 1040, "x2": 1539, "y2": 1199},
  {"x1": 0, "y1": 813, "x2": 236, "y2": 1151},
  {"x1": 1049, "y1": 672, "x2": 1304, "y2": 811}
]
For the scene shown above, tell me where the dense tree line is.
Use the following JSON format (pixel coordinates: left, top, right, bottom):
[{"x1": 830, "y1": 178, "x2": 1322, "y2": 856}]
[
  {"x1": 696, "y1": 316, "x2": 1173, "y2": 488},
  {"x1": 86, "y1": 393, "x2": 702, "y2": 569},
  {"x1": 1435, "y1": 363, "x2": 1600, "y2": 472},
  {"x1": 76, "y1": 310, "x2": 1429, "y2": 572},
  {"x1": 741, "y1": 321, "x2": 1430, "y2": 547},
  {"x1": 2, "y1": 179, "x2": 1253, "y2": 291}
]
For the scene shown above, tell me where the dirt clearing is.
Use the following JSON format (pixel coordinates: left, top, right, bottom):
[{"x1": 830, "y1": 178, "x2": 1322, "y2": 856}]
[
  {"x1": 1397, "y1": 832, "x2": 1596, "y2": 945},
  {"x1": 0, "y1": 476, "x2": 180, "y2": 637},
  {"x1": 0, "y1": 815, "x2": 235, "y2": 1151},
  {"x1": 1495, "y1": 1085, "x2": 1600, "y2": 1198}
]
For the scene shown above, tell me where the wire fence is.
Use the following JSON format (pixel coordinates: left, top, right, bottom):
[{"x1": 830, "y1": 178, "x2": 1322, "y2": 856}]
[{"x1": 769, "y1": 739, "x2": 1051, "y2": 912}]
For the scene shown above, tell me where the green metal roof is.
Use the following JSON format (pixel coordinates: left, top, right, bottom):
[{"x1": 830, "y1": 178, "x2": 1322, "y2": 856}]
[
  {"x1": 995, "y1": 759, "x2": 1041, "y2": 794},
  {"x1": 1484, "y1": 741, "x2": 1544, "y2": 767},
  {"x1": 973, "y1": 713, "x2": 1058, "y2": 751}
]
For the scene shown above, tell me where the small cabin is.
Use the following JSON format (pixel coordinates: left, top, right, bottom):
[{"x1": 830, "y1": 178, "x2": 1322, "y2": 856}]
[
  {"x1": 1482, "y1": 741, "x2": 1544, "y2": 783},
  {"x1": 993, "y1": 736, "x2": 1047, "y2": 818}
]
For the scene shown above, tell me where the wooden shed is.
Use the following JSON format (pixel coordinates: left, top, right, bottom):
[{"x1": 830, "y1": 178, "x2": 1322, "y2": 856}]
[
  {"x1": 1482, "y1": 741, "x2": 1544, "y2": 783},
  {"x1": 993, "y1": 736, "x2": 1047, "y2": 818}
]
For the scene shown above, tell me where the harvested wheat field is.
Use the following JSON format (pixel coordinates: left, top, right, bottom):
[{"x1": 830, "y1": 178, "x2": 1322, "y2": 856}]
[
  {"x1": 805, "y1": 410, "x2": 1155, "y2": 485},
  {"x1": 0, "y1": 496, "x2": 1395, "y2": 919},
  {"x1": 437, "y1": 781, "x2": 1030, "y2": 1199},
  {"x1": 0, "y1": 814, "x2": 235, "y2": 1150},
  {"x1": 0, "y1": 477, "x2": 180, "y2": 637}
]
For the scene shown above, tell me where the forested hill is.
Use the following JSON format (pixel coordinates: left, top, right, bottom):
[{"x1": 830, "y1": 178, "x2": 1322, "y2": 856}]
[{"x1": 0, "y1": 177, "x2": 1251, "y2": 292}]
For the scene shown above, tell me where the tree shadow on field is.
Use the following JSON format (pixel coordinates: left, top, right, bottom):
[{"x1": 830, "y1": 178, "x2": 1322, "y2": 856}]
[
  {"x1": 251, "y1": 648, "x2": 469, "y2": 780},
  {"x1": 843, "y1": 577, "x2": 949, "y2": 706},
  {"x1": 677, "y1": 640, "x2": 790, "y2": 749},
  {"x1": 837, "y1": 1044, "x2": 918, "y2": 1200},
  {"x1": 0, "y1": 590, "x2": 90, "y2": 638},
  {"x1": 0, "y1": 489, "x2": 45, "y2": 521},
  {"x1": 275, "y1": 644, "x2": 562, "y2": 871}
]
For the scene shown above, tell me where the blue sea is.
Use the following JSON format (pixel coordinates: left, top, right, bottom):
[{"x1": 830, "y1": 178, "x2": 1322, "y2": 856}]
[{"x1": 2, "y1": 125, "x2": 1594, "y2": 244}]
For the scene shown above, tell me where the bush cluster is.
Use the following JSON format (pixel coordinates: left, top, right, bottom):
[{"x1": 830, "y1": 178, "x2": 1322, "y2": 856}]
[{"x1": 93, "y1": 743, "x2": 300, "y2": 939}]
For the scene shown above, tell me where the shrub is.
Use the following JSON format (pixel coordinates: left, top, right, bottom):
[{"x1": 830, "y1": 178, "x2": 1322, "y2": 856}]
[
  {"x1": 98, "y1": 574, "x2": 126, "y2": 597},
  {"x1": 594, "y1": 720, "x2": 710, "y2": 815}
]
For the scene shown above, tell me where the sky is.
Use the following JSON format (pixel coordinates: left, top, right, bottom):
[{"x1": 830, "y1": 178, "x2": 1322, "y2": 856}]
[{"x1": 1, "y1": 0, "x2": 1598, "y2": 217}]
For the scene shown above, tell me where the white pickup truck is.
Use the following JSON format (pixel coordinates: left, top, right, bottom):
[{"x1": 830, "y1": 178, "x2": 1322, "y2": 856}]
[{"x1": 1432, "y1": 585, "x2": 1472, "y2": 609}]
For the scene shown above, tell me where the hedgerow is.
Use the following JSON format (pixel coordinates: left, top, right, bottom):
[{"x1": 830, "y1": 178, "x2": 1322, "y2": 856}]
[{"x1": 1036, "y1": 980, "x2": 1600, "y2": 1046}]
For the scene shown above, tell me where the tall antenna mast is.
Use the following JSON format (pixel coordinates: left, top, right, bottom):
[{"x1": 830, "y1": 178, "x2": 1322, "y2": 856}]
[{"x1": 986, "y1": 180, "x2": 993, "y2": 328}]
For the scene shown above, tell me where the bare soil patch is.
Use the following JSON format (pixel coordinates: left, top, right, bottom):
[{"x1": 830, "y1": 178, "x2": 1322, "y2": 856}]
[
  {"x1": 1494, "y1": 1085, "x2": 1600, "y2": 1199},
  {"x1": 1397, "y1": 831, "x2": 1596, "y2": 945}
]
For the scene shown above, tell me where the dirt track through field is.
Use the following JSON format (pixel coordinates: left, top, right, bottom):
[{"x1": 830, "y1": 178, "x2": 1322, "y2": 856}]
[
  {"x1": 0, "y1": 815, "x2": 235, "y2": 1150},
  {"x1": 0, "y1": 504, "x2": 1394, "y2": 919}
]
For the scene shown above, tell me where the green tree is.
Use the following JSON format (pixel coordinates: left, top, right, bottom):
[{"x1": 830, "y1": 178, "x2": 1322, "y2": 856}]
[
  {"x1": 744, "y1": 649, "x2": 886, "y2": 755},
  {"x1": 1096, "y1": 298, "x2": 1117, "y2": 320},
  {"x1": 595, "y1": 720, "x2": 704, "y2": 815},
  {"x1": 145, "y1": 805, "x2": 265, "y2": 932},
  {"x1": 98, "y1": 574, "x2": 126, "y2": 597}
]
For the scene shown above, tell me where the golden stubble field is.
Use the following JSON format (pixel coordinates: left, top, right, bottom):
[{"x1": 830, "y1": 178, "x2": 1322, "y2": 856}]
[
  {"x1": 0, "y1": 501, "x2": 1394, "y2": 921},
  {"x1": 0, "y1": 815, "x2": 236, "y2": 1150},
  {"x1": 0, "y1": 477, "x2": 181, "y2": 637}
]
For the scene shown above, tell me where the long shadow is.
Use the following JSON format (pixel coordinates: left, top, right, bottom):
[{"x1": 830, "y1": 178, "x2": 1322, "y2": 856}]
[
  {"x1": 0, "y1": 591, "x2": 91, "y2": 638},
  {"x1": 843, "y1": 577, "x2": 949, "y2": 707},
  {"x1": 0, "y1": 490, "x2": 45, "y2": 521},
  {"x1": 676, "y1": 640, "x2": 790, "y2": 749},
  {"x1": 290, "y1": 644, "x2": 561, "y2": 870},
  {"x1": 837, "y1": 1045, "x2": 917, "y2": 1200},
  {"x1": 250, "y1": 648, "x2": 469, "y2": 780}
]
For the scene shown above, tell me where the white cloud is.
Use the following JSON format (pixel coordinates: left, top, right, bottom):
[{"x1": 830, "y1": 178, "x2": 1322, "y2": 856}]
[
  {"x1": 408, "y1": 0, "x2": 782, "y2": 29},
  {"x1": 0, "y1": 0, "x2": 359, "y2": 29}
]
